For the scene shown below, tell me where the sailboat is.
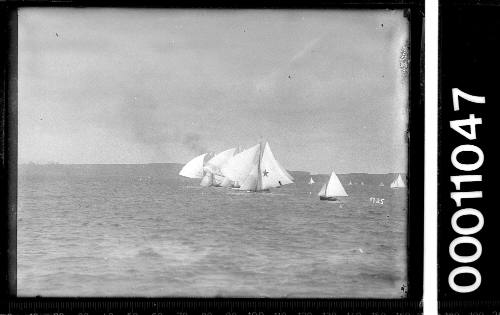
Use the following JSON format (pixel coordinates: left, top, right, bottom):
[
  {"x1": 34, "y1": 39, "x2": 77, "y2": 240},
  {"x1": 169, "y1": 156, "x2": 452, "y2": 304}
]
[
  {"x1": 390, "y1": 173, "x2": 406, "y2": 189},
  {"x1": 308, "y1": 177, "x2": 315, "y2": 184},
  {"x1": 221, "y1": 142, "x2": 294, "y2": 192},
  {"x1": 179, "y1": 152, "x2": 214, "y2": 179},
  {"x1": 360, "y1": 182, "x2": 364, "y2": 186},
  {"x1": 379, "y1": 182, "x2": 385, "y2": 187},
  {"x1": 318, "y1": 170, "x2": 348, "y2": 201},
  {"x1": 348, "y1": 181, "x2": 352, "y2": 186}
]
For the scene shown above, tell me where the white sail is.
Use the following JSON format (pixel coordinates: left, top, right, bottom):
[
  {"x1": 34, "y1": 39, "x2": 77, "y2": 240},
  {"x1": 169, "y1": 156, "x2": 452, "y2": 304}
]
[
  {"x1": 324, "y1": 170, "x2": 348, "y2": 197},
  {"x1": 200, "y1": 172, "x2": 213, "y2": 187},
  {"x1": 206, "y1": 147, "x2": 237, "y2": 173},
  {"x1": 379, "y1": 182, "x2": 385, "y2": 186},
  {"x1": 309, "y1": 177, "x2": 315, "y2": 184},
  {"x1": 179, "y1": 153, "x2": 207, "y2": 179},
  {"x1": 239, "y1": 164, "x2": 259, "y2": 191},
  {"x1": 317, "y1": 183, "x2": 327, "y2": 196},
  {"x1": 221, "y1": 144, "x2": 260, "y2": 183},
  {"x1": 390, "y1": 173, "x2": 406, "y2": 188},
  {"x1": 348, "y1": 181, "x2": 352, "y2": 185},
  {"x1": 260, "y1": 142, "x2": 294, "y2": 190},
  {"x1": 200, "y1": 147, "x2": 240, "y2": 187},
  {"x1": 274, "y1": 158, "x2": 294, "y2": 182},
  {"x1": 230, "y1": 146, "x2": 244, "y2": 188}
]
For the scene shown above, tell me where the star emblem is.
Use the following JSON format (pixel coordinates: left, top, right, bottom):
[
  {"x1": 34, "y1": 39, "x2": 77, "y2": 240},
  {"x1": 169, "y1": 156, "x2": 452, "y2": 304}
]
[{"x1": 263, "y1": 169, "x2": 269, "y2": 177}]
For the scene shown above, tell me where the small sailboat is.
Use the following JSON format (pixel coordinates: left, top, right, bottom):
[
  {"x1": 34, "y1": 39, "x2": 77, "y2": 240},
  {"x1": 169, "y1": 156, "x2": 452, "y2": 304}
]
[
  {"x1": 360, "y1": 182, "x2": 364, "y2": 186},
  {"x1": 221, "y1": 142, "x2": 293, "y2": 192},
  {"x1": 348, "y1": 181, "x2": 352, "y2": 186},
  {"x1": 379, "y1": 182, "x2": 385, "y2": 187},
  {"x1": 318, "y1": 170, "x2": 348, "y2": 202},
  {"x1": 308, "y1": 177, "x2": 315, "y2": 185},
  {"x1": 390, "y1": 173, "x2": 406, "y2": 189}
]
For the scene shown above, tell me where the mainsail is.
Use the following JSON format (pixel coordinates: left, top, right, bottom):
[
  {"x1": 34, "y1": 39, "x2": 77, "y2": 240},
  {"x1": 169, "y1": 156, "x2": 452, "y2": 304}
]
[
  {"x1": 205, "y1": 148, "x2": 237, "y2": 173},
  {"x1": 221, "y1": 142, "x2": 293, "y2": 191},
  {"x1": 309, "y1": 177, "x2": 315, "y2": 184},
  {"x1": 318, "y1": 170, "x2": 348, "y2": 198},
  {"x1": 390, "y1": 173, "x2": 406, "y2": 189},
  {"x1": 318, "y1": 183, "x2": 327, "y2": 196},
  {"x1": 179, "y1": 153, "x2": 208, "y2": 178},
  {"x1": 221, "y1": 144, "x2": 261, "y2": 184},
  {"x1": 239, "y1": 164, "x2": 259, "y2": 191},
  {"x1": 219, "y1": 146, "x2": 243, "y2": 188}
]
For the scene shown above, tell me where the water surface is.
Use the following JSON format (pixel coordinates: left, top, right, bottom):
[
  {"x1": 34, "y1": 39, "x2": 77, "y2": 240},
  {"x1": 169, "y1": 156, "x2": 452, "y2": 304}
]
[{"x1": 18, "y1": 164, "x2": 407, "y2": 297}]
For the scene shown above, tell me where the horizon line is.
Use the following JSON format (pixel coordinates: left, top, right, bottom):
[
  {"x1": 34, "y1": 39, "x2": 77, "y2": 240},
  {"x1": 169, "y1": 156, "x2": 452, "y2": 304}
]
[{"x1": 18, "y1": 162, "x2": 407, "y2": 175}]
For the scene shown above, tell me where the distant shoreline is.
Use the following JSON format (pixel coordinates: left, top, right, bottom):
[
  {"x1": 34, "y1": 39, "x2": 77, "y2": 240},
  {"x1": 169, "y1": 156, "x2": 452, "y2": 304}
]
[{"x1": 18, "y1": 163, "x2": 406, "y2": 177}]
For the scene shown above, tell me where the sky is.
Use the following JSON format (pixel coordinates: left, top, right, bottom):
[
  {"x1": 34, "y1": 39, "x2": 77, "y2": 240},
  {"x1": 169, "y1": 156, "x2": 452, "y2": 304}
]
[{"x1": 18, "y1": 8, "x2": 409, "y2": 174}]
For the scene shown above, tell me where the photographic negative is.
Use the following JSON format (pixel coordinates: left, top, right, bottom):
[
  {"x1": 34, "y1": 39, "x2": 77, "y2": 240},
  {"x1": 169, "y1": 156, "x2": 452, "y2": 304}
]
[{"x1": 16, "y1": 8, "x2": 413, "y2": 298}]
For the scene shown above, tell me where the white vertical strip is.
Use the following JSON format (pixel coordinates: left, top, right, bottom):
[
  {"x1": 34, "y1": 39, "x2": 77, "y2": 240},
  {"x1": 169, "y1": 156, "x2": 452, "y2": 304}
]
[{"x1": 424, "y1": 0, "x2": 438, "y2": 314}]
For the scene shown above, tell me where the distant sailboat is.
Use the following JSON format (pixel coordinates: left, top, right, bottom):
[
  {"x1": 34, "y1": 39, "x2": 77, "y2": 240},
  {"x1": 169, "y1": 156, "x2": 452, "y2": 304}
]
[
  {"x1": 379, "y1": 182, "x2": 385, "y2": 187},
  {"x1": 308, "y1": 177, "x2": 315, "y2": 184},
  {"x1": 390, "y1": 173, "x2": 406, "y2": 189},
  {"x1": 348, "y1": 181, "x2": 353, "y2": 186},
  {"x1": 318, "y1": 170, "x2": 348, "y2": 201},
  {"x1": 221, "y1": 142, "x2": 293, "y2": 192},
  {"x1": 360, "y1": 181, "x2": 364, "y2": 186}
]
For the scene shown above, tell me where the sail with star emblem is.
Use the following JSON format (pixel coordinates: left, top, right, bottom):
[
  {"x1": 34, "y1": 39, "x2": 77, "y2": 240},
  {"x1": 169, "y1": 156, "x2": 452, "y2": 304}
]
[
  {"x1": 260, "y1": 142, "x2": 294, "y2": 190},
  {"x1": 221, "y1": 142, "x2": 293, "y2": 191}
]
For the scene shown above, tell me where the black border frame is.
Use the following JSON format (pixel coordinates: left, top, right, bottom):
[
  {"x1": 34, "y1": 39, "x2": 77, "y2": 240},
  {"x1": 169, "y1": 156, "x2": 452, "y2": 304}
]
[
  {"x1": 438, "y1": 0, "x2": 500, "y2": 311},
  {"x1": 0, "y1": 1, "x2": 424, "y2": 313}
]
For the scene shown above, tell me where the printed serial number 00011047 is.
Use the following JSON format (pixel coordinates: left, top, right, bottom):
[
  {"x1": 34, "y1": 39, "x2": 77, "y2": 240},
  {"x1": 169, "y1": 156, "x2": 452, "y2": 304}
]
[{"x1": 447, "y1": 88, "x2": 486, "y2": 293}]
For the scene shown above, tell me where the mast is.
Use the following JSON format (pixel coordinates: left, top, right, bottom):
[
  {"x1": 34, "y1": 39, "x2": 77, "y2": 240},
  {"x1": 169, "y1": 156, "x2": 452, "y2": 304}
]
[
  {"x1": 323, "y1": 174, "x2": 329, "y2": 197},
  {"x1": 256, "y1": 141, "x2": 264, "y2": 191}
]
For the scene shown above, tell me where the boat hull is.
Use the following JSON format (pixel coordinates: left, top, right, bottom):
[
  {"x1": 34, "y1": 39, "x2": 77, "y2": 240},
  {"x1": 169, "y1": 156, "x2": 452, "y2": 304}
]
[
  {"x1": 230, "y1": 188, "x2": 270, "y2": 193},
  {"x1": 319, "y1": 196, "x2": 339, "y2": 201}
]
